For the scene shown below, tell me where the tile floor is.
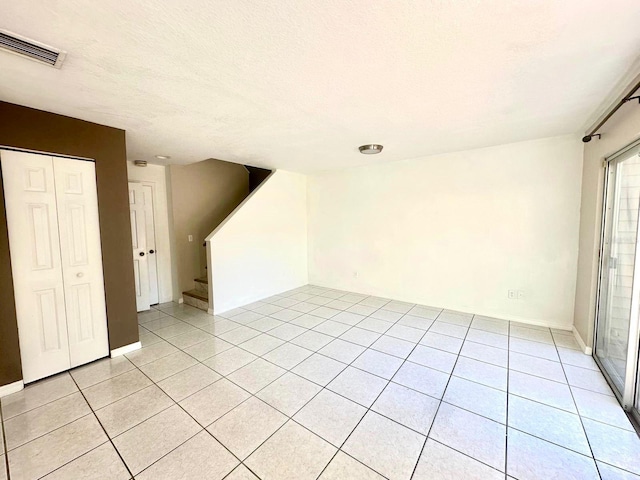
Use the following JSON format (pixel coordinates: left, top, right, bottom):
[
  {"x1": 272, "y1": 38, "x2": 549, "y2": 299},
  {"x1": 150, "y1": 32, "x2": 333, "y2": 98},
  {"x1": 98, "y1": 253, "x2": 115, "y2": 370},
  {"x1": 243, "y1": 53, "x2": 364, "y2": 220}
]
[{"x1": 1, "y1": 285, "x2": 640, "y2": 479}]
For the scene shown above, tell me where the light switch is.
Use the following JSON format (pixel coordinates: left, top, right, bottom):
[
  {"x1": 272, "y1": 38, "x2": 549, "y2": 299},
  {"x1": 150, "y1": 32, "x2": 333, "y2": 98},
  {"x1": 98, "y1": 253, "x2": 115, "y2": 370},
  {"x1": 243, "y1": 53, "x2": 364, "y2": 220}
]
[{"x1": 188, "y1": 234, "x2": 193, "y2": 242}]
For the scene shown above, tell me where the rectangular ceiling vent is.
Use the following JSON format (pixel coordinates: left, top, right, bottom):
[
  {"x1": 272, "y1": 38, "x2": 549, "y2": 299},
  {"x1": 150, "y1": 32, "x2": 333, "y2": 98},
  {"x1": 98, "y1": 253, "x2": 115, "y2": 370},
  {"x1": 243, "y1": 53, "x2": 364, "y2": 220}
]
[{"x1": 0, "y1": 29, "x2": 66, "y2": 68}]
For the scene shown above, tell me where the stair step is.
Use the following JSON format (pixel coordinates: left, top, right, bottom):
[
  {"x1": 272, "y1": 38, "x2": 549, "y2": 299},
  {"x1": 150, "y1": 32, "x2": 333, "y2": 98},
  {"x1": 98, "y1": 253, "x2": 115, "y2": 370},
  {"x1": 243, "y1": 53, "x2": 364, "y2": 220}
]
[
  {"x1": 182, "y1": 289, "x2": 208, "y2": 312},
  {"x1": 194, "y1": 277, "x2": 208, "y2": 285},
  {"x1": 183, "y1": 289, "x2": 207, "y2": 301}
]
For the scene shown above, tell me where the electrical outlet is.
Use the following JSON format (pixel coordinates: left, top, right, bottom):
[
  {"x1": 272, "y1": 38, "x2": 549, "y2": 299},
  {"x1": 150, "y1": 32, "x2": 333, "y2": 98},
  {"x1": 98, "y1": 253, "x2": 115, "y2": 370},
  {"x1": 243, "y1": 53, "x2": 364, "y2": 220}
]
[
  {"x1": 508, "y1": 290, "x2": 525, "y2": 300},
  {"x1": 353, "y1": 271, "x2": 358, "y2": 278}
]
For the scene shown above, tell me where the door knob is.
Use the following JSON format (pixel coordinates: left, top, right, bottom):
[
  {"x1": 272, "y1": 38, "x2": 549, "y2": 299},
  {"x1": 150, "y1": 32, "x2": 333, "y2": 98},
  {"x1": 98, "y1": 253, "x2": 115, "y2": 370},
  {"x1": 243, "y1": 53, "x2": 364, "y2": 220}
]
[
  {"x1": 139, "y1": 252, "x2": 145, "y2": 257},
  {"x1": 76, "y1": 272, "x2": 84, "y2": 278},
  {"x1": 149, "y1": 250, "x2": 155, "y2": 254}
]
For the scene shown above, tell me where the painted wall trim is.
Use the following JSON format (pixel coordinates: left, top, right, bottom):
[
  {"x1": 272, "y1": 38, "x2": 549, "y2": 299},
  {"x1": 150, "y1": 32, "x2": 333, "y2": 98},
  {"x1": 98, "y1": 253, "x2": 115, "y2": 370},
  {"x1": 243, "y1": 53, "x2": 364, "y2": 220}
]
[
  {"x1": 572, "y1": 326, "x2": 593, "y2": 355},
  {"x1": 0, "y1": 380, "x2": 24, "y2": 398},
  {"x1": 110, "y1": 341, "x2": 141, "y2": 358}
]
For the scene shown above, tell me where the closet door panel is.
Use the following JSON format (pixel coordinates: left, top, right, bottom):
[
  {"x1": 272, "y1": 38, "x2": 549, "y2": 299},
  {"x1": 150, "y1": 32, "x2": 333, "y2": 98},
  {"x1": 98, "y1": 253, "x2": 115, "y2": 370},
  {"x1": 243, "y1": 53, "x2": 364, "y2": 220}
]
[
  {"x1": 1, "y1": 150, "x2": 71, "y2": 383},
  {"x1": 54, "y1": 157, "x2": 109, "y2": 367}
]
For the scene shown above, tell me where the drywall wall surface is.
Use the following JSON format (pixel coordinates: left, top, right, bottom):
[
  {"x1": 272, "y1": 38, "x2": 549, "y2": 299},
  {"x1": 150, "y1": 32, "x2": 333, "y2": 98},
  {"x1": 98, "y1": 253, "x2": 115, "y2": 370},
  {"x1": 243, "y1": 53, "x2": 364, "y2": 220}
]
[
  {"x1": 168, "y1": 159, "x2": 249, "y2": 298},
  {"x1": 0, "y1": 101, "x2": 137, "y2": 386},
  {"x1": 574, "y1": 101, "x2": 640, "y2": 348},
  {"x1": 127, "y1": 162, "x2": 174, "y2": 303},
  {"x1": 208, "y1": 170, "x2": 308, "y2": 313},
  {"x1": 308, "y1": 135, "x2": 583, "y2": 328}
]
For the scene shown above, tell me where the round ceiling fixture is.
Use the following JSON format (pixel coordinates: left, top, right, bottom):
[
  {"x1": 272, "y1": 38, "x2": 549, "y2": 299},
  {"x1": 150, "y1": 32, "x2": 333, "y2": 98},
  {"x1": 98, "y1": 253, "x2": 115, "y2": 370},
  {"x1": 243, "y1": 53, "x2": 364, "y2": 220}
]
[
  {"x1": 155, "y1": 155, "x2": 171, "y2": 160},
  {"x1": 358, "y1": 144, "x2": 383, "y2": 154}
]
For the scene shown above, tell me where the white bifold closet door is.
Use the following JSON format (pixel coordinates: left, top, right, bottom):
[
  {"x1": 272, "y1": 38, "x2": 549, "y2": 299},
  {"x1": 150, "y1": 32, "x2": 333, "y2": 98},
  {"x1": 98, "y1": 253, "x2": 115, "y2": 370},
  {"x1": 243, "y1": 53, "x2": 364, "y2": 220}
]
[{"x1": 1, "y1": 150, "x2": 109, "y2": 383}]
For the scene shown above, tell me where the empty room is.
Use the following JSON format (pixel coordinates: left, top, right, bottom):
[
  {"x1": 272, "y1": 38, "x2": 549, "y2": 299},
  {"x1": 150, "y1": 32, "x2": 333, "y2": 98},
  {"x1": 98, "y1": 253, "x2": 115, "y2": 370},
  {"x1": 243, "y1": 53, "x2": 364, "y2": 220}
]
[{"x1": 1, "y1": 1, "x2": 640, "y2": 479}]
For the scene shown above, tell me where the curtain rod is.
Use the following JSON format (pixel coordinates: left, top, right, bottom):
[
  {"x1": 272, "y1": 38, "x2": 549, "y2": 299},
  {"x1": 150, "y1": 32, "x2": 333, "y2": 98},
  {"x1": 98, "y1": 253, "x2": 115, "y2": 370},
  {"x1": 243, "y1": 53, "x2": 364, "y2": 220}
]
[{"x1": 583, "y1": 78, "x2": 640, "y2": 143}]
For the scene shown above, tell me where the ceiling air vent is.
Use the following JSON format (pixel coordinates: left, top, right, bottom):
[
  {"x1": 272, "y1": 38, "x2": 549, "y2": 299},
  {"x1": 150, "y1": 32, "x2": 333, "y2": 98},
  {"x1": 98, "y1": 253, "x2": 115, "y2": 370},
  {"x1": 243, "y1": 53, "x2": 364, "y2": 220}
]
[{"x1": 0, "y1": 29, "x2": 66, "y2": 68}]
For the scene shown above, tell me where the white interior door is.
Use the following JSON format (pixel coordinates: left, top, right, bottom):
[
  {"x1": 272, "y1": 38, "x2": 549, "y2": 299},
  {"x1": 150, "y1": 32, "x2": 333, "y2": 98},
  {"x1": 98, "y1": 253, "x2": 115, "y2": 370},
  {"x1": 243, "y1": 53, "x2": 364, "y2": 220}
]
[
  {"x1": 54, "y1": 157, "x2": 109, "y2": 368},
  {"x1": 142, "y1": 184, "x2": 159, "y2": 305},
  {"x1": 1, "y1": 151, "x2": 71, "y2": 383},
  {"x1": 129, "y1": 182, "x2": 150, "y2": 311}
]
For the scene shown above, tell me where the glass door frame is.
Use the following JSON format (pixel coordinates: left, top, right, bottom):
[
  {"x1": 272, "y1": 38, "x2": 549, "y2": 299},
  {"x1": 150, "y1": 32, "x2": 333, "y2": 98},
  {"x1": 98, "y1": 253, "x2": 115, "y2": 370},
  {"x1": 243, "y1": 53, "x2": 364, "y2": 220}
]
[{"x1": 594, "y1": 138, "x2": 640, "y2": 411}]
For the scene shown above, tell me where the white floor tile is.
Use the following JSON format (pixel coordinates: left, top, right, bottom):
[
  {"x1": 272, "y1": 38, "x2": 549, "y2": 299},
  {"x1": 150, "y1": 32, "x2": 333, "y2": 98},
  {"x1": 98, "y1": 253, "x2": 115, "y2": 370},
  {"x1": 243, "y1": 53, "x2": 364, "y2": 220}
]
[
  {"x1": 443, "y1": 376, "x2": 506, "y2": 423},
  {"x1": 371, "y1": 335, "x2": 415, "y2": 358},
  {"x1": 408, "y1": 345, "x2": 457, "y2": 374},
  {"x1": 597, "y1": 461, "x2": 640, "y2": 480},
  {"x1": 508, "y1": 370, "x2": 576, "y2": 413},
  {"x1": 507, "y1": 428, "x2": 599, "y2": 480},
  {"x1": 343, "y1": 411, "x2": 425, "y2": 480},
  {"x1": 508, "y1": 395, "x2": 591, "y2": 455},
  {"x1": 179, "y1": 378, "x2": 251, "y2": 426},
  {"x1": 419, "y1": 332, "x2": 463, "y2": 354},
  {"x1": 292, "y1": 353, "x2": 348, "y2": 386},
  {"x1": 413, "y1": 438, "x2": 504, "y2": 480},
  {"x1": 372, "y1": 382, "x2": 439, "y2": 435},
  {"x1": 227, "y1": 358, "x2": 286, "y2": 393},
  {"x1": 460, "y1": 341, "x2": 508, "y2": 367},
  {"x1": 430, "y1": 403, "x2": 506, "y2": 471},
  {"x1": 571, "y1": 386, "x2": 635, "y2": 431},
  {"x1": 319, "y1": 451, "x2": 384, "y2": 479},
  {"x1": 509, "y1": 351, "x2": 567, "y2": 383},
  {"x1": 294, "y1": 389, "x2": 366, "y2": 446},
  {"x1": 352, "y1": 349, "x2": 404, "y2": 380},
  {"x1": 256, "y1": 372, "x2": 322, "y2": 416},
  {"x1": 320, "y1": 339, "x2": 366, "y2": 363},
  {"x1": 564, "y1": 364, "x2": 614, "y2": 396},
  {"x1": 246, "y1": 421, "x2": 336, "y2": 480},
  {"x1": 392, "y1": 362, "x2": 450, "y2": 399},
  {"x1": 113, "y1": 406, "x2": 201, "y2": 475},
  {"x1": 328, "y1": 366, "x2": 388, "y2": 407},
  {"x1": 470, "y1": 316, "x2": 509, "y2": 335},
  {"x1": 583, "y1": 418, "x2": 640, "y2": 475},
  {"x1": 453, "y1": 356, "x2": 507, "y2": 391},
  {"x1": 208, "y1": 397, "x2": 287, "y2": 459}
]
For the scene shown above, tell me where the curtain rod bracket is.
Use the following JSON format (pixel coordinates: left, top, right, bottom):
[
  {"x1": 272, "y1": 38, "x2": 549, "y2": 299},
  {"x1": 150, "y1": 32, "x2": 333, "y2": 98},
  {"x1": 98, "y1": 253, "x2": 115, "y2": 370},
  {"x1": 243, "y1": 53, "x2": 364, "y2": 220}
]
[{"x1": 582, "y1": 133, "x2": 602, "y2": 143}]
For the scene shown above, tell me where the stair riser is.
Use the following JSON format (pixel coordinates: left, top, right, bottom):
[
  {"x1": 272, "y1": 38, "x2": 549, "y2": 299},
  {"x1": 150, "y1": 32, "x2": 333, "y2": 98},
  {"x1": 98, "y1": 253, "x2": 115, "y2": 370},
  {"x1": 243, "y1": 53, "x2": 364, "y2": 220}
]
[
  {"x1": 195, "y1": 281, "x2": 208, "y2": 294},
  {"x1": 183, "y1": 294, "x2": 208, "y2": 311}
]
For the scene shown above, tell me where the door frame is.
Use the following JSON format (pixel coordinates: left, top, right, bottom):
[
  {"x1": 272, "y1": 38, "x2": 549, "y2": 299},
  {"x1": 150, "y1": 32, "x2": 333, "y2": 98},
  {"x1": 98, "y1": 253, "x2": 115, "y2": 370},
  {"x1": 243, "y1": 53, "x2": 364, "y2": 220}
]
[{"x1": 594, "y1": 138, "x2": 640, "y2": 410}]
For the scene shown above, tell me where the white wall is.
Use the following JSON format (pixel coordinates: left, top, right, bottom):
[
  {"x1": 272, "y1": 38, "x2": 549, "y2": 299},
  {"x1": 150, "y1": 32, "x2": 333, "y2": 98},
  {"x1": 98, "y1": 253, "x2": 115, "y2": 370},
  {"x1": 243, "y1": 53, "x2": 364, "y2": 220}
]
[
  {"x1": 207, "y1": 170, "x2": 308, "y2": 313},
  {"x1": 308, "y1": 135, "x2": 583, "y2": 329},
  {"x1": 126, "y1": 162, "x2": 174, "y2": 303}
]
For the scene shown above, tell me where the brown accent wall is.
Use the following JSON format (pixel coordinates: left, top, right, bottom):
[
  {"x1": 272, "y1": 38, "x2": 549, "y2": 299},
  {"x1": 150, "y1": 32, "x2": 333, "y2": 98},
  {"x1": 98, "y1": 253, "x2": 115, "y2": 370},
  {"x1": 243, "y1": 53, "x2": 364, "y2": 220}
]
[
  {"x1": 168, "y1": 159, "x2": 249, "y2": 296},
  {"x1": 0, "y1": 101, "x2": 138, "y2": 386}
]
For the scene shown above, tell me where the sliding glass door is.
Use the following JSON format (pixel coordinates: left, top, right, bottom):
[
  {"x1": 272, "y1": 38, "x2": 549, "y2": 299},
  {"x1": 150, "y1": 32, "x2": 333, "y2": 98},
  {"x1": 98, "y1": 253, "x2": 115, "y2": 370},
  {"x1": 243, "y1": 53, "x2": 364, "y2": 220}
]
[{"x1": 595, "y1": 142, "x2": 640, "y2": 411}]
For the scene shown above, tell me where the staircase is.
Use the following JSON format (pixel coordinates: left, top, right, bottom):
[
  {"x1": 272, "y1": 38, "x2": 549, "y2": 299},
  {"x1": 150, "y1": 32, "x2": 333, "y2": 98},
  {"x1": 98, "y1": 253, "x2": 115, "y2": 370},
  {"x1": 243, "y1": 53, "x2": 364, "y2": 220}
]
[{"x1": 182, "y1": 277, "x2": 208, "y2": 311}]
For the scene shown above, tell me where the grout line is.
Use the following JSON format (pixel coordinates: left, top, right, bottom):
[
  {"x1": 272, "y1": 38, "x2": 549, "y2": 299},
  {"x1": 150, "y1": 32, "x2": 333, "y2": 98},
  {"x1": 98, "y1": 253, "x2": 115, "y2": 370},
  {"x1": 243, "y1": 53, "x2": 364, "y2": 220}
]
[
  {"x1": 407, "y1": 316, "x2": 475, "y2": 479},
  {"x1": 67, "y1": 375, "x2": 135, "y2": 479},
  {"x1": 552, "y1": 331, "x2": 604, "y2": 480}
]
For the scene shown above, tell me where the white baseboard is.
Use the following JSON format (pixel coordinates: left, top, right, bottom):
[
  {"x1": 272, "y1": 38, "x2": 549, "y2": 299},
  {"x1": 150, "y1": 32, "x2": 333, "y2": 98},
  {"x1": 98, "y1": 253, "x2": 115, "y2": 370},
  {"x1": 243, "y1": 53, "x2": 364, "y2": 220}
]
[
  {"x1": 178, "y1": 297, "x2": 184, "y2": 304},
  {"x1": 207, "y1": 308, "x2": 214, "y2": 315},
  {"x1": 572, "y1": 326, "x2": 593, "y2": 355},
  {"x1": 0, "y1": 380, "x2": 24, "y2": 398},
  {"x1": 110, "y1": 341, "x2": 142, "y2": 357}
]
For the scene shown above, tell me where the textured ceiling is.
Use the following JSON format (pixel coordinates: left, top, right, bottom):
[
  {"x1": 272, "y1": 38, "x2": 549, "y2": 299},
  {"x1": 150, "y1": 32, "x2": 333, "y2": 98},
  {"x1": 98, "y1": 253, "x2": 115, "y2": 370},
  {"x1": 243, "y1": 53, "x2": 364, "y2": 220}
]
[{"x1": 1, "y1": 1, "x2": 639, "y2": 172}]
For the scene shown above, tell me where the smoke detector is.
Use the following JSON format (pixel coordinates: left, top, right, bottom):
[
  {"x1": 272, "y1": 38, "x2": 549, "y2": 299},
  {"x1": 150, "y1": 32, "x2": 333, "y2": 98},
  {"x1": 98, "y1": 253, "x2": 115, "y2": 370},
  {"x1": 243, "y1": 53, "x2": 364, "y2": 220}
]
[
  {"x1": 0, "y1": 29, "x2": 66, "y2": 68},
  {"x1": 359, "y1": 144, "x2": 384, "y2": 154}
]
